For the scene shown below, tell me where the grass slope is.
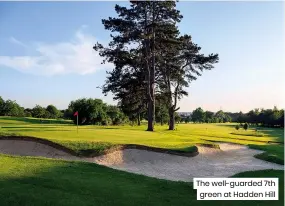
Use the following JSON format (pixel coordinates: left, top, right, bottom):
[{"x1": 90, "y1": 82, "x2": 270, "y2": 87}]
[
  {"x1": 249, "y1": 144, "x2": 284, "y2": 165},
  {"x1": 0, "y1": 154, "x2": 283, "y2": 206},
  {"x1": 0, "y1": 116, "x2": 284, "y2": 164}
]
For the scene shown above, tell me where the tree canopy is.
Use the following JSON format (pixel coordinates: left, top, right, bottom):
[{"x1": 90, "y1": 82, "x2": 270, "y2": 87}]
[{"x1": 94, "y1": 1, "x2": 218, "y2": 131}]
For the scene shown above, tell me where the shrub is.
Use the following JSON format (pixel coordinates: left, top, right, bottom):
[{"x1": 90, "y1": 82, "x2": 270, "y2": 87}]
[
  {"x1": 243, "y1": 123, "x2": 249, "y2": 130},
  {"x1": 235, "y1": 125, "x2": 240, "y2": 130}
]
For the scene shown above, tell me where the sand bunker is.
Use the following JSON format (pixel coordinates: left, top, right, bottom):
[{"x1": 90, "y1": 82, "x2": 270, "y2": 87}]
[
  {"x1": 0, "y1": 140, "x2": 80, "y2": 161},
  {"x1": 91, "y1": 144, "x2": 284, "y2": 182},
  {"x1": 0, "y1": 139, "x2": 283, "y2": 182}
]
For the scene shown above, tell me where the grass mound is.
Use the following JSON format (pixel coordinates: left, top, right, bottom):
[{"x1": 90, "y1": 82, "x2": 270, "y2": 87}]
[{"x1": 249, "y1": 144, "x2": 284, "y2": 165}]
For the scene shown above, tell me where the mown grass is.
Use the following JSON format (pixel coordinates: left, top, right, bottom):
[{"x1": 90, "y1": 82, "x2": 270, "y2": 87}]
[
  {"x1": 231, "y1": 130, "x2": 265, "y2": 137},
  {"x1": 0, "y1": 116, "x2": 283, "y2": 163},
  {"x1": 0, "y1": 154, "x2": 283, "y2": 206},
  {"x1": 0, "y1": 117, "x2": 284, "y2": 205},
  {"x1": 0, "y1": 116, "x2": 72, "y2": 125},
  {"x1": 249, "y1": 144, "x2": 284, "y2": 165}
]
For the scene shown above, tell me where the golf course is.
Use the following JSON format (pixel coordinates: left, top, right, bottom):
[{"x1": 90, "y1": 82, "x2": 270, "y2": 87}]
[
  {"x1": 0, "y1": 116, "x2": 284, "y2": 205},
  {"x1": 0, "y1": 1, "x2": 284, "y2": 205}
]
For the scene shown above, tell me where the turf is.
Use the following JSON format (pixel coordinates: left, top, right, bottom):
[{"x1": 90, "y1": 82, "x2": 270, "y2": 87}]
[
  {"x1": 0, "y1": 116, "x2": 283, "y2": 164},
  {"x1": 0, "y1": 117, "x2": 284, "y2": 205},
  {"x1": 0, "y1": 154, "x2": 283, "y2": 206},
  {"x1": 249, "y1": 144, "x2": 284, "y2": 165}
]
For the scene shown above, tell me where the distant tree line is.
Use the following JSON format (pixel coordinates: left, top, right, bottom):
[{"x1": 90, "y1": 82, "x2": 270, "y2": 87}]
[
  {"x1": 0, "y1": 95, "x2": 187, "y2": 126},
  {"x1": 185, "y1": 107, "x2": 232, "y2": 124},
  {"x1": 0, "y1": 96, "x2": 128, "y2": 126},
  {"x1": 0, "y1": 96, "x2": 62, "y2": 119},
  {"x1": 234, "y1": 107, "x2": 284, "y2": 128},
  {"x1": 1, "y1": 96, "x2": 283, "y2": 127},
  {"x1": 179, "y1": 107, "x2": 284, "y2": 128}
]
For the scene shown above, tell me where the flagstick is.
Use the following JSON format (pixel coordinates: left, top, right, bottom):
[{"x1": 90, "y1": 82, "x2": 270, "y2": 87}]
[{"x1": 77, "y1": 114, "x2": 78, "y2": 134}]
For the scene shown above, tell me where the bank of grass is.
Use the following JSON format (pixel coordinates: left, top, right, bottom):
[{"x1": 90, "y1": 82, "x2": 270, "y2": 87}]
[
  {"x1": 249, "y1": 144, "x2": 284, "y2": 165},
  {"x1": 0, "y1": 154, "x2": 283, "y2": 206},
  {"x1": 0, "y1": 116, "x2": 283, "y2": 163}
]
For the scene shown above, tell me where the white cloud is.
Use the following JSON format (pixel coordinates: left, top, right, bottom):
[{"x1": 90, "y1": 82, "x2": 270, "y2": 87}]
[
  {"x1": 0, "y1": 27, "x2": 113, "y2": 76},
  {"x1": 9, "y1": 37, "x2": 27, "y2": 48}
]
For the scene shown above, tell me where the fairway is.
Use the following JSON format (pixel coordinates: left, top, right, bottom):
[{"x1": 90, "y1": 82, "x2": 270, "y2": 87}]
[
  {"x1": 0, "y1": 116, "x2": 283, "y2": 152},
  {"x1": 0, "y1": 116, "x2": 284, "y2": 165}
]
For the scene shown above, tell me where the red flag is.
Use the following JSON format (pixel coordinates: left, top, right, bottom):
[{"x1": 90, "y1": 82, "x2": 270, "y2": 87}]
[{"x1": 73, "y1": 111, "x2": 78, "y2": 116}]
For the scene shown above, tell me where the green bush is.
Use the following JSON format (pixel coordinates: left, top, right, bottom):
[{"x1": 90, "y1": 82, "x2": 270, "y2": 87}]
[
  {"x1": 243, "y1": 122, "x2": 249, "y2": 130},
  {"x1": 235, "y1": 125, "x2": 240, "y2": 130}
]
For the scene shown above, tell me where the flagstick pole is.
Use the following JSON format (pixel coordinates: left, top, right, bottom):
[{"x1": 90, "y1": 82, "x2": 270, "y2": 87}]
[{"x1": 77, "y1": 114, "x2": 78, "y2": 134}]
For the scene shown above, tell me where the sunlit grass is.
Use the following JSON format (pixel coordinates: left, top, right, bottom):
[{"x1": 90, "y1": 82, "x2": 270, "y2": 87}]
[
  {"x1": 0, "y1": 117, "x2": 284, "y2": 205},
  {"x1": 0, "y1": 116, "x2": 283, "y2": 163}
]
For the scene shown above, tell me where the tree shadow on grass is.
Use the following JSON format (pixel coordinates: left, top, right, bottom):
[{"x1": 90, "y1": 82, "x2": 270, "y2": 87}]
[
  {"x1": 215, "y1": 124, "x2": 284, "y2": 142},
  {"x1": 0, "y1": 155, "x2": 283, "y2": 206},
  {"x1": 0, "y1": 129, "x2": 74, "y2": 133},
  {"x1": 83, "y1": 127, "x2": 120, "y2": 130},
  {"x1": 0, "y1": 117, "x2": 72, "y2": 125},
  {"x1": 256, "y1": 128, "x2": 284, "y2": 142},
  {"x1": 214, "y1": 124, "x2": 236, "y2": 128},
  {"x1": 1, "y1": 126, "x2": 62, "y2": 129},
  {"x1": 0, "y1": 156, "x2": 194, "y2": 206}
]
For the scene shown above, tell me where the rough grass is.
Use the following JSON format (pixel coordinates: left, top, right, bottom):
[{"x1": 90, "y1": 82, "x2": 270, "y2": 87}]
[
  {"x1": 0, "y1": 154, "x2": 283, "y2": 206},
  {"x1": 0, "y1": 116, "x2": 283, "y2": 164}
]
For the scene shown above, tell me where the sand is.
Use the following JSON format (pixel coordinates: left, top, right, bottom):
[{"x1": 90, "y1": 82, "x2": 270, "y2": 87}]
[{"x1": 0, "y1": 139, "x2": 283, "y2": 182}]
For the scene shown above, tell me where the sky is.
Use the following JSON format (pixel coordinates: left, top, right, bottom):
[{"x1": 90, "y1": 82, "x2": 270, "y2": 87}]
[{"x1": 0, "y1": 1, "x2": 284, "y2": 113}]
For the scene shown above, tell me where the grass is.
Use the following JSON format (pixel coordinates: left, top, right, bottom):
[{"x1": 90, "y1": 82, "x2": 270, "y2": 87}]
[
  {"x1": 0, "y1": 117, "x2": 284, "y2": 205},
  {"x1": 0, "y1": 116, "x2": 283, "y2": 163},
  {"x1": 231, "y1": 130, "x2": 265, "y2": 137},
  {"x1": 249, "y1": 144, "x2": 284, "y2": 165},
  {"x1": 0, "y1": 154, "x2": 283, "y2": 206},
  {"x1": 0, "y1": 116, "x2": 72, "y2": 125}
]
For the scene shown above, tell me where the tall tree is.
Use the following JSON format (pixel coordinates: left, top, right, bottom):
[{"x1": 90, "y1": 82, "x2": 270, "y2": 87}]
[
  {"x1": 94, "y1": 1, "x2": 182, "y2": 131},
  {"x1": 102, "y1": 62, "x2": 147, "y2": 126},
  {"x1": 0, "y1": 96, "x2": 4, "y2": 115},
  {"x1": 157, "y1": 34, "x2": 219, "y2": 130},
  {"x1": 155, "y1": 93, "x2": 169, "y2": 126}
]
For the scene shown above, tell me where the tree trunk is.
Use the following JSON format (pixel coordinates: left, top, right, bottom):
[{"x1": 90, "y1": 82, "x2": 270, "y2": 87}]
[
  {"x1": 168, "y1": 109, "x2": 175, "y2": 130},
  {"x1": 147, "y1": 97, "x2": 154, "y2": 131},
  {"x1": 146, "y1": 1, "x2": 156, "y2": 132},
  {"x1": 137, "y1": 113, "x2": 141, "y2": 126},
  {"x1": 147, "y1": 60, "x2": 155, "y2": 131}
]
